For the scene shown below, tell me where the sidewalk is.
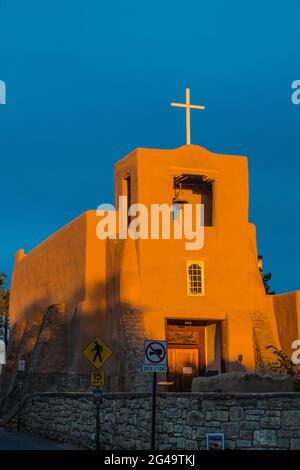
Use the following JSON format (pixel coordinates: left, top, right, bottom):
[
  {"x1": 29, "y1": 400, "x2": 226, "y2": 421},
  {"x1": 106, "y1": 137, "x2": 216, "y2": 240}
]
[{"x1": 0, "y1": 427, "x2": 78, "y2": 450}]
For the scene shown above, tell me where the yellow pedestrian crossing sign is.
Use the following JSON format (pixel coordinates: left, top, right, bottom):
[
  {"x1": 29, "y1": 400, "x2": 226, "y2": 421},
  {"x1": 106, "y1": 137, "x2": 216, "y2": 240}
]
[
  {"x1": 91, "y1": 371, "x2": 105, "y2": 386},
  {"x1": 82, "y1": 336, "x2": 113, "y2": 369}
]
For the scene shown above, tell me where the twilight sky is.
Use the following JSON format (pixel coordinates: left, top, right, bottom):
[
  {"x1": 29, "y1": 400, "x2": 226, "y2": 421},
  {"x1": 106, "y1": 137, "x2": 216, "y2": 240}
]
[{"x1": 0, "y1": 1, "x2": 299, "y2": 293}]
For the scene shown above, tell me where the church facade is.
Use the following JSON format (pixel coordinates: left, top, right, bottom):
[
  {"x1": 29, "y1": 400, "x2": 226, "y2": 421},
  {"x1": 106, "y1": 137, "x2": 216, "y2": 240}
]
[{"x1": 7, "y1": 145, "x2": 300, "y2": 392}]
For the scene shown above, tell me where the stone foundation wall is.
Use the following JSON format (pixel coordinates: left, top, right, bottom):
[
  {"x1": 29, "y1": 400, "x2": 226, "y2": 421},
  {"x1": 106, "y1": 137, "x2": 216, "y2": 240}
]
[{"x1": 14, "y1": 392, "x2": 300, "y2": 450}]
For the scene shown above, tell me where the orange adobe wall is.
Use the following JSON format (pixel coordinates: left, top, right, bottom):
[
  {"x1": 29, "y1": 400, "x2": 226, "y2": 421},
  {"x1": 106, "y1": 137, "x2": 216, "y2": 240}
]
[{"x1": 9, "y1": 211, "x2": 107, "y2": 372}]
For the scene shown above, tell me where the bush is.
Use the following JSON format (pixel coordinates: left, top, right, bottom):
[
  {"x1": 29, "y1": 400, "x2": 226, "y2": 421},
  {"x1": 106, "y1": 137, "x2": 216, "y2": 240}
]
[{"x1": 266, "y1": 345, "x2": 300, "y2": 384}]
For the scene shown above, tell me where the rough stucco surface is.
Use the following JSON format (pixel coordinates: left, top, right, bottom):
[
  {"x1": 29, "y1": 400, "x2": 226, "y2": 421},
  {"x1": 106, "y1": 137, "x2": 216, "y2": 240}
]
[
  {"x1": 9, "y1": 213, "x2": 87, "y2": 326},
  {"x1": 14, "y1": 392, "x2": 300, "y2": 450},
  {"x1": 273, "y1": 292, "x2": 300, "y2": 358}
]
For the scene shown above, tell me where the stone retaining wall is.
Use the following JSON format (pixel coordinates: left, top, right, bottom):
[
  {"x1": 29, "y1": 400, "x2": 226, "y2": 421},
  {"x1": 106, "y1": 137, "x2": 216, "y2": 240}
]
[{"x1": 15, "y1": 392, "x2": 300, "y2": 450}]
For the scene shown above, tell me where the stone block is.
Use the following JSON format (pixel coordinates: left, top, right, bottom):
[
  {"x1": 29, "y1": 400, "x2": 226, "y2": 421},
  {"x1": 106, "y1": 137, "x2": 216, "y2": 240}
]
[
  {"x1": 198, "y1": 438, "x2": 206, "y2": 450},
  {"x1": 201, "y1": 400, "x2": 215, "y2": 411},
  {"x1": 221, "y1": 422, "x2": 239, "y2": 438},
  {"x1": 196, "y1": 428, "x2": 206, "y2": 438},
  {"x1": 230, "y1": 407, "x2": 244, "y2": 421},
  {"x1": 186, "y1": 410, "x2": 204, "y2": 426},
  {"x1": 239, "y1": 399, "x2": 259, "y2": 408},
  {"x1": 260, "y1": 416, "x2": 281, "y2": 429},
  {"x1": 236, "y1": 439, "x2": 252, "y2": 448},
  {"x1": 185, "y1": 439, "x2": 197, "y2": 450},
  {"x1": 239, "y1": 430, "x2": 252, "y2": 440},
  {"x1": 162, "y1": 422, "x2": 173, "y2": 433},
  {"x1": 269, "y1": 398, "x2": 293, "y2": 410},
  {"x1": 292, "y1": 398, "x2": 300, "y2": 408},
  {"x1": 240, "y1": 421, "x2": 259, "y2": 430},
  {"x1": 277, "y1": 438, "x2": 290, "y2": 449},
  {"x1": 291, "y1": 438, "x2": 300, "y2": 450},
  {"x1": 174, "y1": 424, "x2": 183, "y2": 433},
  {"x1": 245, "y1": 409, "x2": 265, "y2": 415},
  {"x1": 211, "y1": 410, "x2": 229, "y2": 422},
  {"x1": 256, "y1": 400, "x2": 268, "y2": 409},
  {"x1": 176, "y1": 437, "x2": 186, "y2": 449},
  {"x1": 265, "y1": 410, "x2": 281, "y2": 417},
  {"x1": 204, "y1": 421, "x2": 221, "y2": 428},
  {"x1": 164, "y1": 408, "x2": 181, "y2": 419},
  {"x1": 220, "y1": 399, "x2": 238, "y2": 406},
  {"x1": 253, "y1": 430, "x2": 277, "y2": 448},
  {"x1": 224, "y1": 439, "x2": 236, "y2": 450},
  {"x1": 182, "y1": 425, "x2": 192, "y2": 439},
  {"x1": 176, "y1": 398, "x2": 191, "y2": 409},
  {"x1": 282, "y1": 410, "x2": 300, "y2": 428},
  {"x1": 246, "y1": 415, "x2": 261, "y2": 421}
]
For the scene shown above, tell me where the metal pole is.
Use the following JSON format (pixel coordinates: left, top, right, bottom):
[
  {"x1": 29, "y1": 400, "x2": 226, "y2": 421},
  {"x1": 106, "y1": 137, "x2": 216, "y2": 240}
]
[
  {"x1": 96, "y1": 402, "x2": 100, "y2": 450},
  {"x1": 17, "y1": 378, "x2": 22, "y2": 432},
  {"x1": 93, "y1": 387, "x2": 103, "y2": 450},
  {"x1": 17, "y1": 401, "x2": 21, "y2": 432},
  {"x1": 151, "y1": 372, "x2": 157, "y2": 451}
]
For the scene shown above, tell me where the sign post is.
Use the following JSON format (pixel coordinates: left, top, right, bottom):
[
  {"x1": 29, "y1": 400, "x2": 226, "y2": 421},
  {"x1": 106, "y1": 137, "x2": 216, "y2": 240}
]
[
  {"x1": 93, "y1": 388, "x2": 103, "y2": 451},
  {"x1": 151, "y1": 371, "x2": 157, "y2": 451},
  {"x1": 143, "y1": 340, "x2": 168, "y2": 451},
  {"x1": 83, "y1": 336, "x2": 113, "y2": 451}
]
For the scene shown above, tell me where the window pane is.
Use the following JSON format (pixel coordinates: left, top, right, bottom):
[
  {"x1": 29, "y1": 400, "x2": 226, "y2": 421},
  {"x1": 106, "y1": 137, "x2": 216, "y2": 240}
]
[{"x1": 187, "y1": 262, "x2": 203, "y2": 295}]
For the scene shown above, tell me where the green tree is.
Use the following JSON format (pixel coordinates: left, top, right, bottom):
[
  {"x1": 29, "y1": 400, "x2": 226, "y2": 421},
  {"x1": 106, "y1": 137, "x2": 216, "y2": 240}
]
[
  {"x1": 0, "y1": 272, "x2": 9, "y2": 317},
  {"x1": 259, "y1": 268, "x2": 275, "y2": 295}
]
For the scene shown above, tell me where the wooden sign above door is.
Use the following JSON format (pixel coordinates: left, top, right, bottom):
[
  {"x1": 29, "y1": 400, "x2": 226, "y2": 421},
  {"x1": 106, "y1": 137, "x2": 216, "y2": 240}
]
[{"x1": 166, "y1": 330, "x2": 199, "y2": 345}]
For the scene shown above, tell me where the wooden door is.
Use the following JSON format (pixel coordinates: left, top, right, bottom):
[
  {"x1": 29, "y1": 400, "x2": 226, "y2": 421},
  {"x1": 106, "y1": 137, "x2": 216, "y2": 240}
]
[{"x1": 168, "y1": 348, "x2": 199, "y2": 391}]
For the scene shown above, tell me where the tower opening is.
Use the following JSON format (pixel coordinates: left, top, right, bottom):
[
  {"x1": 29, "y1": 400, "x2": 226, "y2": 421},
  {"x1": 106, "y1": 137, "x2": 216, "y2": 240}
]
[
  {"x1": 173, "y1": 174, "x2": 213, "y2": 226},
  {"x1": 123, "y1": 174, "x2": 132, "y2": 225}
]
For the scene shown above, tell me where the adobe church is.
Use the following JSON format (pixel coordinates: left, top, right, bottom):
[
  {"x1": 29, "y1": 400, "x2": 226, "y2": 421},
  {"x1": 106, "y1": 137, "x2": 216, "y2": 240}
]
[{"x1": 3, "y1": 90, "x2": 300, "y2": 393}]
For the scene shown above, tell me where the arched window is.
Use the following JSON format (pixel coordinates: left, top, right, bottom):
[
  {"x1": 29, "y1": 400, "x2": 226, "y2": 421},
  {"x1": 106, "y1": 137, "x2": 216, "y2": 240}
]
[{"x1": 187, "y1": 261, "x2": 205, "y2": 295}]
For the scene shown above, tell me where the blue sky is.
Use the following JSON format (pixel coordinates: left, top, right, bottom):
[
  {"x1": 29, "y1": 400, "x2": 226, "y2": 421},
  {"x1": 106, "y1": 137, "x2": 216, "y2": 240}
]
[{"x1": 0, "y1": 1, "x2": 299, "y2": 293}]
